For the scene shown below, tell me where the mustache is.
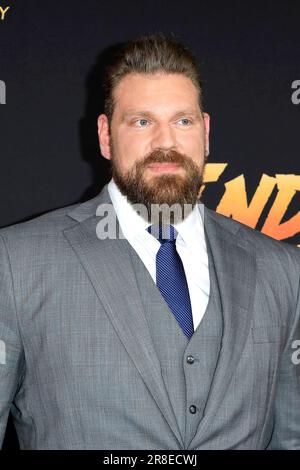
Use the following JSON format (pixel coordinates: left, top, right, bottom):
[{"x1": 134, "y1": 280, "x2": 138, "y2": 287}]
[{"x1": 140, "y1": 149, "x2": 191, "y2": 167}]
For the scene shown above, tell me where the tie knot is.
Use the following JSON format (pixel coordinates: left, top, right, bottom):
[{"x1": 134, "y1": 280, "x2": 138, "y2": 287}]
[{"x1": 146, "y1": 224, "x2": 177, "y2": 244}]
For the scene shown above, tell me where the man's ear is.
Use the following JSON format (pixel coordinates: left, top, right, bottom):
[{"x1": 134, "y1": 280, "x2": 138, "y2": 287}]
[
  {"x1": 203, "y1": 112, "x2": 210, "y2": 156},
  {"x1": 97, "y1": 114, "x2": 111, "y2": 160}
]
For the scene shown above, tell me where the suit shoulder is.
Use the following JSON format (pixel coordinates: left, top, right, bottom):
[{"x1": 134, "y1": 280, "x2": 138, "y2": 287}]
[
  {"x1": 0, "y1": 200, "x2": 81, "y2": 242},
  {"x1": 206, "y1": 208, "x2": 300, "y2": 264}
]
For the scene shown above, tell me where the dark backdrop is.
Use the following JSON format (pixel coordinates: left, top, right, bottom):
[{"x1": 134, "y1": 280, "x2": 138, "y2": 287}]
[{"x1": 0, "y1": 0, "x2": 299, "y2": 449}]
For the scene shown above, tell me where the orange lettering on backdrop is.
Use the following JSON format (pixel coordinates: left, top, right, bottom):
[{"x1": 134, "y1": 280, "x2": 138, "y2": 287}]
[
  {"x1": 215, "y1": 174, "x2": 277, "y2": 228},
  {"x1": 202, "y1": 164, "x2": 300, "y2": 245},
  {"x1": 0, "y1": 6, "x2": 10, "y2": 20},
  {"x1": 199, "y1": 163, "x2": 228, "y2": 197},
  {"x1": 262, "y1": 175, "x2": 300, "y2": 240}
]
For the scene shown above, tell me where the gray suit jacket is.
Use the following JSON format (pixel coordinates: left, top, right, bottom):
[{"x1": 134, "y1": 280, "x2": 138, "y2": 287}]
[{"x1": 0, "y1": 184, "x2": 299, "y2": 449}]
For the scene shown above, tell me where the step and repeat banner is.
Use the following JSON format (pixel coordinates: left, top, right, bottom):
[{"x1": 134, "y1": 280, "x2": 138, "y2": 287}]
[{"x1": 0, "y1": 0, "x2": 299, "y2": 448}]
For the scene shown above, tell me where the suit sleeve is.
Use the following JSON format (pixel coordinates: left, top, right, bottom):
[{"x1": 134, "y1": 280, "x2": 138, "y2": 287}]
[
  {"x1": 0, "y1": 234, "x2": 25, "y2": 448},
  {"x1": 266, "y1": 260, "x2": 300, "y2": 449}
]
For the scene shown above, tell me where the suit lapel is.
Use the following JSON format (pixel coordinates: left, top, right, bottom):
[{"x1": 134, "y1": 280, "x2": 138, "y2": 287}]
[
  {"x1": 63, "y1": 186, "x2": 257, "y2": 449},
  {"x1": 188, "y1": 206, "x2": 257, "y2": 448},
  {"x1": 63, "y1": 186, "x2": 183, "y2": 448}
]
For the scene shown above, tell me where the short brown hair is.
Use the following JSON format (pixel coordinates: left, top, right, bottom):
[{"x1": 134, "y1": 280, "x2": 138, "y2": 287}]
[{"x1": 103, "y1": 34, "x2": 204, "y2": 123}]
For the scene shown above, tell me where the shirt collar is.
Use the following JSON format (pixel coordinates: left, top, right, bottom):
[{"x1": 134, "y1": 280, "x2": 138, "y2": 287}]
[
  {"x1": 107, "y1": 178, "x2": 205, "y2": 245},
  {"x1": 108, "y1": 178, "x2": 150, "y2": 240}
]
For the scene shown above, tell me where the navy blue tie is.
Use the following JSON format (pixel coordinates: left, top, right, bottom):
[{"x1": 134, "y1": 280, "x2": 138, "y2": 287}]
[{"x1": 147, "y1": 224, "x2": 194, "y2": 339}]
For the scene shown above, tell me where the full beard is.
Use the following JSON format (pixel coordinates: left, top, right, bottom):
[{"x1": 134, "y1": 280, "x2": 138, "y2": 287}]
[{"x1": 112, "y1": 149, "x2": 205, "y2": 225}]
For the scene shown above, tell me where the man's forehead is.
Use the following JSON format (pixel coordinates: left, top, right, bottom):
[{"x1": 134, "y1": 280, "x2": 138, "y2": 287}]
[{"x1": 112, "y1": 73, "x2": 200, "y2": 115}]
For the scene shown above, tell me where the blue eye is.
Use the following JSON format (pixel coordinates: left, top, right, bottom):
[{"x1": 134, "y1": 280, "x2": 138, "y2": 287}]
[
  {"x1": 179, "y1": 118, "x2": 191, "y2": 125},
  {"x1": 137, "y1": 119, "x2": 148, "y2": 127}
]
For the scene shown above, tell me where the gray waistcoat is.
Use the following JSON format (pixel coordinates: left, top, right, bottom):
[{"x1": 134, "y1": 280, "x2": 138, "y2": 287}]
[{"x1": 126, "y1": 227, "x2": 224, "y2": 448}]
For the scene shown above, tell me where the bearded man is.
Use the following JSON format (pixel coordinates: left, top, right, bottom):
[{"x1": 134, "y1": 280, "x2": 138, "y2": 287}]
[{"x1": 0, "y1": 35, "x2": 299, "y2": 450}]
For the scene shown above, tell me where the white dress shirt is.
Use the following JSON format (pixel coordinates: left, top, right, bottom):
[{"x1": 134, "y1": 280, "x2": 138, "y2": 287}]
[{"x1": 107, "y1": 178, "x2": 210, "y2": 331}]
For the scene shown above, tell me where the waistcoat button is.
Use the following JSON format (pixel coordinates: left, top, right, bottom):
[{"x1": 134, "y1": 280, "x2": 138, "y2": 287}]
[
  {"x1": 186, "y1": 355, "x2": 195, "y2": 364},
  {"x1": 189, "y1": 405, "x2": 197, "y2": 414}
]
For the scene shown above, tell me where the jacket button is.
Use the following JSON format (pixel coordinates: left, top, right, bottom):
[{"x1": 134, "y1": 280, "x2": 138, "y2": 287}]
[
  {"x1": 189, "y1": 405, "x2": 197, "y2": 414},
  {"x1": 186, "y1": 355, "x2": 194, "y2": 364}
]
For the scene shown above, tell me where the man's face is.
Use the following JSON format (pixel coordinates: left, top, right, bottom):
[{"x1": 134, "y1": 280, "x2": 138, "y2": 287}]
[{"x1": 98, "y1": 72, "x2": 210, "y2": 222}]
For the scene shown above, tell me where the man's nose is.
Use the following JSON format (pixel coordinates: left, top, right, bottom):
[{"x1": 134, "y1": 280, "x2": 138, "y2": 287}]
[{"x1": 151, "y1": 124, "x2": 177, "y2": 150}]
